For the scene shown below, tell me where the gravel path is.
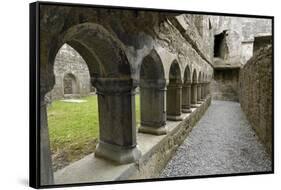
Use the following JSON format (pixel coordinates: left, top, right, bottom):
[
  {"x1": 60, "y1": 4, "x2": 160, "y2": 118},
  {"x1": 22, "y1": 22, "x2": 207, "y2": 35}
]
[{"x1": 160, "y1": 100, "x2": 272, "y2": 177}]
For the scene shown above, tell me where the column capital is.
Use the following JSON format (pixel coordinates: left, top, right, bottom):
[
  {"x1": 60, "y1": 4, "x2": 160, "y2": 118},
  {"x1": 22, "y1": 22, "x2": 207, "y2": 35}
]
[
  {"x1": 183, "y1": 83, "x2": 191, "y2": 87},
  {"x1": 167, "y1": 83, "x2": 182, "y2": 89},
  {"x1": 92, "y1": 77, "x2": 136, "y2": 95},
  {"x1": 140, "y1": 79, "x2": 166, "y2": 90}
]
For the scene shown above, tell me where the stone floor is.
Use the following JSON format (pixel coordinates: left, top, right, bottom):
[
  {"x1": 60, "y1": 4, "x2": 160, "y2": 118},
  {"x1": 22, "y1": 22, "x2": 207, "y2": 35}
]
[{"x1": 160, "y1": 100, "x2": 272, "y2": 177}]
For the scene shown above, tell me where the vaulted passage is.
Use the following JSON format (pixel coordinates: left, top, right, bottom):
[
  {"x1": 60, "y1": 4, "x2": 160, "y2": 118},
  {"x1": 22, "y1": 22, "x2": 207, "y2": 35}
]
[{"x1": 161, "y1": 100, "x2": 272, "y2": 177}]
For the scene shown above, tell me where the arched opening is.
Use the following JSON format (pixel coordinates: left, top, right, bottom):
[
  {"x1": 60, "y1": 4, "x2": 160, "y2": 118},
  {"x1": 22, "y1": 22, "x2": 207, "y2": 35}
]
[
  {"x1": 42, "y1": 23, "x2": 141, "y2": 182},
  {"x1": 167, "y1": 60, "x2": 183, "y2": 121},
  {"x1": 61, "y1": 23, "x2": 141, "y2": 164},
  {"x1": 46, "y1": 43, "x2": 97, "y2": 172},
  {"x1": 138, "y1": 49, "x2": 167, "y2": 135},
  {"x1": 45, "y1": 43, "x2": 99, "y2": 171},
  {"x1": 182, "y1": 65, "x2": 192, "y2": 113},
  {"x1": 191, "y1": 69, "x2": 198, "y2": 107},
  {"x1": 214, "y1": 30, "x2": 229, "y2": 59}
]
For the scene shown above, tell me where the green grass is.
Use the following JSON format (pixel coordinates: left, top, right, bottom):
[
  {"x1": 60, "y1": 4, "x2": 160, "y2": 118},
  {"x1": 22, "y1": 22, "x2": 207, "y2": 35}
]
[{"x1": 47, "y1": 95, "x2": 140, "y2": 170}]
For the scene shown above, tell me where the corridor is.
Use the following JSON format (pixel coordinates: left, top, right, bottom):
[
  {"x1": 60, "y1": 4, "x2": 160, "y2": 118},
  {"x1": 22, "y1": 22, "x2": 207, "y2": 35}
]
[{"x1": 160, "y1": 100, "x2": 272, "y2": 177}]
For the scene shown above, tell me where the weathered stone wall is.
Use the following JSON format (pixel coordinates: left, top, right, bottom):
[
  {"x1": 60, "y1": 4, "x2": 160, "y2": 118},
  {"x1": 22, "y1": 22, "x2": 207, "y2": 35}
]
[
  {"x1": 209, "y1": 16, "x2": 271, "y2": 102},
  {"x1": 239, "y1": 45, "x2": 272, "y2": 155},
  {"x1": 211, "y1": 68, "x2": 239, "y2": 101},
  {"x1": 211, "y1": 16, "x2": 271, "y2": 65},
  {"x1": 47, "y1": 44, "x2": 91, "y2": 100}
]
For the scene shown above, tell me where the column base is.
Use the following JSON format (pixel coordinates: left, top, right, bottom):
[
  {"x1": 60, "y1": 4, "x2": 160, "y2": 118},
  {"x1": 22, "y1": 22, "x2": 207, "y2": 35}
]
[
  {"x1": 190, "y1": 104, "x2": 199, "y2": 108},
  {"x1": 167, "y1": 114, "x2": 183, "y2": 121},
  {"x1": 138, "y1": 125, "x2": 167, "y2": 135},
  {"x1": 95, "y1": 141, "x2": 142, "y2": 164},
  {"x1": 182, "y1": 108, "x2": 192, "y2": 113}
]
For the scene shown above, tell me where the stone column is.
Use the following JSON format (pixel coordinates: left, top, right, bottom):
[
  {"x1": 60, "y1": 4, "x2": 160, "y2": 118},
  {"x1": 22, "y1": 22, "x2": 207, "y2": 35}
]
[
  {"x1": 182, "y1": 82, "x2": 192, "y2": 113},
  {"x1": 138, "y1": 79, "x2": 167, "y2": 135},
  {"x1": 191, "y1": 82, "x2": 198, "y2": 107},
  {"x1": 40, "y1": 97, "x2": 54, "y2": 185},
  {"x1": 167, "y1": 82, "x2": 183, "y2": 121},
  {"x1": 206, "y1": 82, "x2": 210, "y2": 96},
  {"x1": 201, "y1": 82, "x2": 205, "y2": 99},
  {"x1": 197, "y1": 82, "x2": 202, "y2": 103},
  {"x1": 205, "y1": 82, "x2": 208, "y2": 98},
  {"x1": 93, "y1": 78, "x2": 141, "y2": 164},
  {"x1": 200, "y1": 83, "x2": 204, "y2": 101}
]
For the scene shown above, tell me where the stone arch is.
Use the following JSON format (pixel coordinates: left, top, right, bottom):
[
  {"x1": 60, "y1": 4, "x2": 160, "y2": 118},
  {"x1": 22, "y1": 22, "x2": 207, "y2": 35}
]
[
  {"x1": 138, "y1": 49, "x2": 167, "y2": 135},
  {"x1": 184, "y1": 65, "x2": 191, "y2": 83},
  {"x1": 45, "y1": 23, "x2": 141, "y2": 166},
  {"x1": 168, "y1": 60, "x2": 182, "y2": 84},
  {"x1": 167, "y1": 60, "x2": 183, "y2": 121},
  {"x1": 182, "y1": 65, "x2": 192, "y2": 113},
  {"x1": 192, "y1": 69, "x2": 198, "y2": 83},
  {"x1": 63, "y1": 73, "x2": 79, "y2": 96},
  {"x1": 59, "y1": 23, "x2": 132, "y2": 80},
  {"x1": 140, "y1": 49, "x2": 165, "y2": 80}
]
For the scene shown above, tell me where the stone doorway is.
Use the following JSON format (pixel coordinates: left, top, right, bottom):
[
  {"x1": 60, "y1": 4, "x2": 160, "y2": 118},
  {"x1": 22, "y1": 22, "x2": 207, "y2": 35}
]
[{"x1": 63, "y1": 73, "x2": 79, "y2": 97}]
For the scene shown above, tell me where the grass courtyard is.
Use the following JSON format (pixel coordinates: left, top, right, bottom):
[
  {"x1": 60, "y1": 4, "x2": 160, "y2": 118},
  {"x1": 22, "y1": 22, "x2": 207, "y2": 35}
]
[{"x1": 47, "y1": 95, "x2": 140, "y2": 170}]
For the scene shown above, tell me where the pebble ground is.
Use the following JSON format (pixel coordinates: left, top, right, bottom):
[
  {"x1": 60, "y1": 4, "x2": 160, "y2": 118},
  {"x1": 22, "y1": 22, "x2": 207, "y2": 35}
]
[{"x1": 160, "y1": 100, "x2": 272, "y2": 177}]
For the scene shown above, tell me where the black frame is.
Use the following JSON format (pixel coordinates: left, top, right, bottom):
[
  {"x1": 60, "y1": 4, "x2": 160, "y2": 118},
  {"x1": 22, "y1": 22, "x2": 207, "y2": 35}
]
[{"x1": 29, "y1": 1, "x2": 274, "y2": 189}]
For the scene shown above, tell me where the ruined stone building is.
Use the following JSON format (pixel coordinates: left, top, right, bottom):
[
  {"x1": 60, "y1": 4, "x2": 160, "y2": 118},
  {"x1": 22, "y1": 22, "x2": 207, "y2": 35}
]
[
  {"x1": 210, "y1": 16, "x2": 271, "y2": 101},
  {"x1": 37, "y1": 3, "x2": 272, "y2": 186},
  {"x1": 46, "y1": 44, "x2": 94, "y2": 100}
]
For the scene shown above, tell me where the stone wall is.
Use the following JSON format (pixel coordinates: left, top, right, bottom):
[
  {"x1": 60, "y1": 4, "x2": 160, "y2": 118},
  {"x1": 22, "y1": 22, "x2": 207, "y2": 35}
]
[
  {"x1": 211, "y1": 16, "x2": 272, "y2": 65},
  {"x1": 211, "y1": 68, "x2": 240, "y2": 101},
  {"x1": 239, "y1": 45, "x2": 272, "y2": 155},
  {"x1": 47, "y1": 44, "x2": 92, "y2": 100}
]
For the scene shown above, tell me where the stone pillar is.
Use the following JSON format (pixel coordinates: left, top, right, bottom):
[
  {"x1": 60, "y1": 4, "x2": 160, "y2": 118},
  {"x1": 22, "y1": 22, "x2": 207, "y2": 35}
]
[
  {"x1": 167, "y1": 82, "x2": 183, "y2": 121},
  {"x1": 138, "y1": 79, "x2": 167, "y2": 135},
  {"x1": 191, "y1": 82, "x2": 198, "y2": 107},
  {"x1": 206, "y1": 82, "x2": 210, "y2": 96},
  {"x1": 182, "y1": 82, "x2": 192, "y2": 113},
  {"x1": 197, "y1": 83, "x2": 202, "y2": 103},
  {"x1": 93, "y1": 78, "x2": 141, "y2": 164},
  {"x1": 40, "y1": 98, "x2": 54, "y2": 185},
  {"x1": 200, "y1": 82, "x2": 205, "y2": 101},
  {"x1": 201, "y1": 82, "x2": 205, "y2": 99},
  {"x1": 205, "y1": 82, "x2": 207, "y2": 98}
]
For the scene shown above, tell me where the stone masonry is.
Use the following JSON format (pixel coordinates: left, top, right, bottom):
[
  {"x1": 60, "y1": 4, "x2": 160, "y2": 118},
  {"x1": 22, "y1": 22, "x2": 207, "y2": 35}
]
[
  {"x1": 36, "y1": 3, "x2": 273, "y2": 186},
  {"x1": 239, "y1": 45, "x2": 273, "y2": 155},
  {"x1": 210, "y1": 17, "x2": 271, "y2": 101}
]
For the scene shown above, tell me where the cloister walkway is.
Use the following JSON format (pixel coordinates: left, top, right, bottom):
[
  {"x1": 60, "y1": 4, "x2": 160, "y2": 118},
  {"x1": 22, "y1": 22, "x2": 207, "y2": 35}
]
[{"x1": 160, "y1": 100, "x2": 272, "y2": 177}]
